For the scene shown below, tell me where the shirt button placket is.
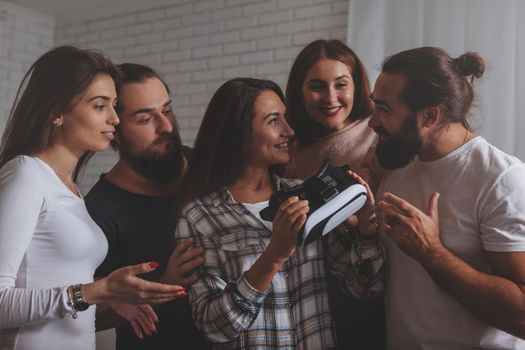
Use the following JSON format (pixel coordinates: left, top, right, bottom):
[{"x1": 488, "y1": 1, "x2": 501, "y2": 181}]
[{"x1": 283, "y1": 261, "x2": 295, "y2": 343}]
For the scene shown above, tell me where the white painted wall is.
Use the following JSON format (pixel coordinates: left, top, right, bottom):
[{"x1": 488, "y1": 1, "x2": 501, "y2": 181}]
[{"x1": 0, "y1": 1, "x2": 54, "y2": 136}]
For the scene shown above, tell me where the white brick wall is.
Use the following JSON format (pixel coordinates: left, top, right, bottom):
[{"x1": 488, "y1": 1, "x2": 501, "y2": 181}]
[
  {"x1": 0, "y1": 2, "x2": 349, "y2": 348},
  {"x1": 0, "y1": 0, "x2": 349, "y2": 194},
  {"x1": 46, "y1": 0, "x2": 349, "y2": 194},
  {"x1": 0, "y1": 1, "x2": 54, "y2": 136}
]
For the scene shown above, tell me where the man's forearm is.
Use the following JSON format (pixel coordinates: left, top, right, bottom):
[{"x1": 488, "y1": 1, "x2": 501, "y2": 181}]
[{"x1": 421, "y1": 247, "x2": 525, "y2": 339}]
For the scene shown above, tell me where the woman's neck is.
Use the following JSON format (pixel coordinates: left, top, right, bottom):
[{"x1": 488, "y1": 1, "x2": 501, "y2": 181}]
[
  {"x1": 34, "y1": 144, "x2": 81, "y2": 188},
  {"x1": 312, "y1": 118, "x2": 351, "y2": 138},
  {"x1": 228, "y1": 166, "x2": 274, "y2": 203}
]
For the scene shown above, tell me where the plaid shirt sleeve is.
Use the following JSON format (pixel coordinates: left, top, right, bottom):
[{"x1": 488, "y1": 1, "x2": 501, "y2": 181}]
[
  {"x1": 175, "y1": 204, "x2": 270, "y2": 344},
  {"x1": 325, "y1": 224, "x2": 385, "y2": 300}
]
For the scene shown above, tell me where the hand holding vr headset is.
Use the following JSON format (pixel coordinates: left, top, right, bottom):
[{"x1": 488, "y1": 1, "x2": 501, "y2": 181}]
[
  {"x1": 347, "y1": 169, "x2": 379, "y2": 243},
  {"x1": 261, "y1": 160, "x2": 378, "y2": 247}
]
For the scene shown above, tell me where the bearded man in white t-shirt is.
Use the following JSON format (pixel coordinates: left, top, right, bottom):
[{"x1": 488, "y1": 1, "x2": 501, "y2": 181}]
[{"x1": 368, "y1": 46, "x2": 525, "y2": 349}]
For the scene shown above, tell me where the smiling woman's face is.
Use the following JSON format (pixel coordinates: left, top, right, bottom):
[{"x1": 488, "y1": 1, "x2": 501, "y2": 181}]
[
  {"x1": 244, "y1": 90, "x2": 294, "y2": 168},
  {"x1": 56, "y1": 73, "x2": 119, "y2": 154},
  {"x1": 301, "y1": 58, "x2": 355, "y2": 133}
]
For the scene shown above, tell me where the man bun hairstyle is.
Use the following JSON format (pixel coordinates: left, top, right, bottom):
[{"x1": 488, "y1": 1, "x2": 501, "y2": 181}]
[
  {"x1": 382, "y1": 47, "x2": 485, "y2": 130},
  {"x1": 453, "y1": 52, "x2": 485, "y2": 81}
]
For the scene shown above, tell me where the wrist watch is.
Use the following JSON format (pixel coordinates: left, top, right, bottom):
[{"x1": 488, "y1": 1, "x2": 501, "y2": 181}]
[{"x1": 67, "y1": 284, "x2": 89, "y2": 319}]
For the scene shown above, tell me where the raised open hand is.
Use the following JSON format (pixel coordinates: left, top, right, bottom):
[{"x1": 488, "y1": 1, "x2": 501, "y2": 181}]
[{"x1": 378, "y1": 192, "x2": 443, "y2": 262}]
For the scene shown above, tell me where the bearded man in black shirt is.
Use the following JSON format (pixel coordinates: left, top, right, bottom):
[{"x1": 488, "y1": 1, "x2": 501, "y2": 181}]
[{"x1": 85, "y1": 63, "x2": 208, "y2": 350}]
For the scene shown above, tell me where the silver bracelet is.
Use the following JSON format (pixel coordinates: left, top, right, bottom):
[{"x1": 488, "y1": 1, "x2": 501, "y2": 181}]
[
  {"x1": 66, "y1": 286, "x2": 78, "y2": 319},
  {"x1": 66, "y1": 284, "x2": 89, "y2": 319}
]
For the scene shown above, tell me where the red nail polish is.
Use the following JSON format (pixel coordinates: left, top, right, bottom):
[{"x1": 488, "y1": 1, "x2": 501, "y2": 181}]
[{"x1": 149, "y1": 262, "x2": 159, "y2": 269}]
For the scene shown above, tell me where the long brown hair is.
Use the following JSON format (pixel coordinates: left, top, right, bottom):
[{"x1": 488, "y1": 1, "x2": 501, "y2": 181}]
[
  {"x1": 286, "y1": 39, "x2": 373, "y2": 147},
  {"x1": 0, "y1": 45, "x2": 119, "y2": 181},
  {"x1": 173, "y1": 78, "x2": 285, "y2": 220}
]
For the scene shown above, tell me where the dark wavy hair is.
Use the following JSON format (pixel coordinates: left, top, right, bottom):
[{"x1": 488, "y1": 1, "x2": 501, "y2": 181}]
[
  {"x1": 286, "y1": 39, "x2": 373, "y2": 147},
  {"x1": 114, "y1": 63, "x2": 170, "y2": 113},
  {"x1": 381, "y1": 47, "x2": 485, "y2": 130},
  {"x1": 0, "y1": 45, "x2": 119, "y2": 181},
  {"x1": 173, "y1": 77, "x2": 285, "y2": 218}
]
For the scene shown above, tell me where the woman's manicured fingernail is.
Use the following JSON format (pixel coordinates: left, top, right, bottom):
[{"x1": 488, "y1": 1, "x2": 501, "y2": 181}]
[{"x1": 149, "y1": 262, "x2": 159, "y2": 269}]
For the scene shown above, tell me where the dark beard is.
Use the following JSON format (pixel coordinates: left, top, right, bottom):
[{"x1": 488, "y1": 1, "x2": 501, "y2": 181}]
[
  {"x1": 119, "y1": 132, "x2": 185, "y2": 185},
  {"x1": 375, "y1": 114, "x2": 423, "y2": 169}
]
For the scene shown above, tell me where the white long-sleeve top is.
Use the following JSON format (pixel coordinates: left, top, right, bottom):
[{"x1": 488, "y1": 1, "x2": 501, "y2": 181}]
[{"x1": 0, "y1": 156, "x2": 108, "y2": 350}]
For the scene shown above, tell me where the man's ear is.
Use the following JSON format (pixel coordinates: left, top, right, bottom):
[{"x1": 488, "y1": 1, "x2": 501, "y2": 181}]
[{"x1": 419, "y1": 106, "x2": 440, "y2": 128}]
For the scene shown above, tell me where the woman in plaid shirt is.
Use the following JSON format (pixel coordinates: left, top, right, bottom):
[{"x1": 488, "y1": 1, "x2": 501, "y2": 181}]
[{"x1": 173, "y1": 78, "x2": 384, "y2": 349}]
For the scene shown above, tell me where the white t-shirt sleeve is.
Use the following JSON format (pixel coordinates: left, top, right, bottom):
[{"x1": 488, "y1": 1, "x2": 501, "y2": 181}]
[
  {"x1": 0, "y1": 158, "x2": 70, "y2": 329},
  {"x1": 480, "y1": 164, "x2": 525, "y2": 252}
]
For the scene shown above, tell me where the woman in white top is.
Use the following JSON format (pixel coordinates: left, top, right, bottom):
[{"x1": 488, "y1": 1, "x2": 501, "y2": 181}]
[{"x1": 0, "y1": 46, "x2": 186, "y2": 350}]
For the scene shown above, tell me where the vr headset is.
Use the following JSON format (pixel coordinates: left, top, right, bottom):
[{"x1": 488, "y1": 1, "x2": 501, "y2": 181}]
[{"x1": 260, "y1": 160, "x2": 367, "y2": 246}]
